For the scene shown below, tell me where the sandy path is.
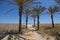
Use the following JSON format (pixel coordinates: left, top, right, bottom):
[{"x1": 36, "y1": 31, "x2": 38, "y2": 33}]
[
  {"x1": 25, "y1": 27, "x2": 55, "y2": 40},
  {"x1": 25, "y1": 27, "x2": 43, "y2": 40},
  {"x1": 2, "y1": 27, "x2": 55, "y2": 40}
]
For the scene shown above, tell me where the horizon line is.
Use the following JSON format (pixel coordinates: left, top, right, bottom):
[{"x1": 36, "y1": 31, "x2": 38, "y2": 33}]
[{"x1": 0, "y1": 23, "x2": 60, "y2": 24}]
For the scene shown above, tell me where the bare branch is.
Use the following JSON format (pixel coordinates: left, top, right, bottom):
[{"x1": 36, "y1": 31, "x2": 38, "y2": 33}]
[
  {"x1": 0, "y1": 0, "x2": 17, "y2": 5},
  {"x1": 4, "y1": 7, "x2": 16, "y2": 14}
]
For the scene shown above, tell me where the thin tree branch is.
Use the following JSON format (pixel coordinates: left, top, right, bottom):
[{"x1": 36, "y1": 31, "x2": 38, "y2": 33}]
[
  {"x1": 4, "y1": 7, "x2": 16, "y2": 14},
  {"x1": 0, "y1": 0, "x2": 17, "y2": 5}
]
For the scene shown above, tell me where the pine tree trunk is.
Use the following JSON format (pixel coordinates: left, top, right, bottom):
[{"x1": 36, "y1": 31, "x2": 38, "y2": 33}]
[
  {"x1": 26, "y1": 15, "x2": 28, "y2": 29},
  {"x1": 34, "y1": 18, "x2": 35, "y2": 27},
  {"x1": 19, "y1": 5, "x2": 23, "y2": 34},
  {"x1": 37, "y1": 15, "x2": 40, "y2": 30},
  {"x1": 51, "y1": 14, "x2": 55, "y2": 28}
]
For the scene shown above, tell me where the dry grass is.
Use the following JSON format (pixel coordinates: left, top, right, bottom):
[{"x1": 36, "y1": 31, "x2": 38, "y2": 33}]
[
  {"x1": 0, "y1": 24, "x2": 26, "y2": 32},
  {"x1": 0, "y1": 24, "x2": 60, "y2": 36},
  {"x1": 0, "y1": 24, "x2": 18, "y2": 32},
  {"x1": 37, "y1": 24, "x2": 60, "y2": 36}
]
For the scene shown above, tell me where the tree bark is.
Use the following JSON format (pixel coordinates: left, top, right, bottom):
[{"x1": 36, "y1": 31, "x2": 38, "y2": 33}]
[
  {"x1": 37, "y1": 15, "x2": 40, "y2": 30},
  {"x1": 34, "y1": 18, "x2": 35, "y2": 27},
  {"x1": 19, "y1": 5, "x2": 23, "y2": 34},
  {"x1": 26, "y1": 15, "x2": 28, "y2": 29},
  {"x1": 51, "y1": 14, "x2": 55, "y2": 28}
]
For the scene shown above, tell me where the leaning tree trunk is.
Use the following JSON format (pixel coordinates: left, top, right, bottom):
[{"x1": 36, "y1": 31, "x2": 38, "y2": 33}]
[
  {"x1": 19, "y1": 5, "x2": 23, "y2": 34},
  {"x1": 34, "y1": 18, "x2": 35, "y2": 27},
  {"x1": 51, "y1": 14, "x2": 55, "y2": 28},
  {"x1": 26, "y1": 15, "x2": 28, "y2": 29},
  {"x1": 37, "y1": 15, "x2": 40, "y2": 30}
]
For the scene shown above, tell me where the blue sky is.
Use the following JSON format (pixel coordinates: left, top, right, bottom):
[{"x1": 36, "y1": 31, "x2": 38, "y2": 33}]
[{"x1": 0, "y1": 0, "x2": 60, "y2": 24}]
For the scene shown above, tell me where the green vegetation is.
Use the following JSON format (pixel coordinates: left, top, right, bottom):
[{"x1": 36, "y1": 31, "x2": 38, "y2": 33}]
[
  {"x1": 25, "y1": 9, "x2": 31, "y2": 29},
  {"x1": 48, "y1": 6, "x2": 59, "y2": 28},
  {"x1": 31, "y1": 5, "x2": 46, "y2": 30}
]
